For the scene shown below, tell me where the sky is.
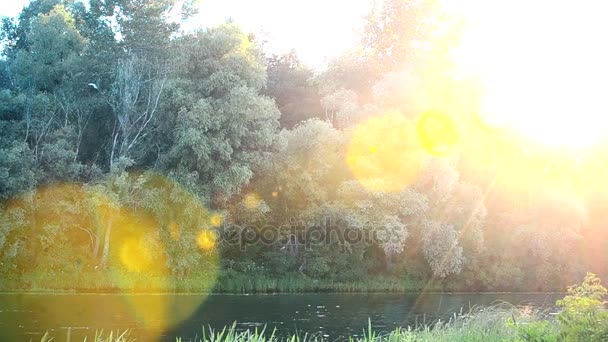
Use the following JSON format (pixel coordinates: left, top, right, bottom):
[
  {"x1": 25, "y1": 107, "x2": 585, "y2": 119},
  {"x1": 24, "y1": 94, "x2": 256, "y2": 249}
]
[
  {"x1": 0, "y1": 0, "x2": 371, "y2": 68},
  {"x1": 0, "y1": 1, "x2": 27, "y2": 18}
]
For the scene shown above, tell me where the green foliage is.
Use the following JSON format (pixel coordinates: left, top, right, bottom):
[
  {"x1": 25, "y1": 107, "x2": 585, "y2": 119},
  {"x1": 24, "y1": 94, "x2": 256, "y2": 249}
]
[
  {"x1": 160, "y1": 24, "x2": 280, "y2": 201},
  {"x1": 265, "y1": 52, "x2": 323, "y2": 128},
  {"x1": 13, "y1": 4, "x2": 85, "y2": 92},
  {"x1": 555, "y1": 273, "x2": 608, "y2": 341},
  {"x1": 507, "y1": 274, "x2": 608, "y2": 341},
  {"x1": 0, "y1": 141, "x2": 37, "y2": 200},
  {"x1": 513, "y1": 320, "x2": 559, "y2": 342},
  {"x1": 0, "y1": 0, "x2": 603, "y2": 295},
  {"x1": 39, "y1": 329, "x2": 134, "y2": 342}
]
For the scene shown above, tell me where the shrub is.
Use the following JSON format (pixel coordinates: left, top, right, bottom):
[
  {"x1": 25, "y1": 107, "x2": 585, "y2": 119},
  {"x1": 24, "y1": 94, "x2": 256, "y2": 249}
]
[{"x1": 556, "y1": 272, "x2": 608, "y2": 341}]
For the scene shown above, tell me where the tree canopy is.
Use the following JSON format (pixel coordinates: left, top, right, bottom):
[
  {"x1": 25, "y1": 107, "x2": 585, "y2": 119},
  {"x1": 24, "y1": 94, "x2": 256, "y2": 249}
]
[{"x1": 0, "y1": 0, "x2": 605, "y2": 293}]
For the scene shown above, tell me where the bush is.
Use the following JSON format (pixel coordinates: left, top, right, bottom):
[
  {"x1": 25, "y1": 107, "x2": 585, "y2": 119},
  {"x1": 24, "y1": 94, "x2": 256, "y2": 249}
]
[{"x1": 555, "y1": 272, "x2": 608, "y2": 341}]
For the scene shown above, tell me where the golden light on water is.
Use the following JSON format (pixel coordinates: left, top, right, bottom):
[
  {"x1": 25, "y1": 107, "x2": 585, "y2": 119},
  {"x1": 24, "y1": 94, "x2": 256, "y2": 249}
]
[{"x1": 441, "y1": 0, "x2": 608, "y2": 148}]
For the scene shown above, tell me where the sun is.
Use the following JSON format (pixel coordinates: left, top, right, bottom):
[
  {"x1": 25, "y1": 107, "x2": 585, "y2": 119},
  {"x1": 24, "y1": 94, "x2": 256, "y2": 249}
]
[{"x1": 443, "y1": 0, "x2": 608, "y2": 149}]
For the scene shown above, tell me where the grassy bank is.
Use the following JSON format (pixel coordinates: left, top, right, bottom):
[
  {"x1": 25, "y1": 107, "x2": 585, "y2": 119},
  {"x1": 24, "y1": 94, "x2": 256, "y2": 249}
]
[
  {"x1": 178, "y1": 304, "x2": 554, "y2": 342},
  {"x1": 33, "y1": 306, "x2": 558, "y2": 342},
  {"x1": 0, "y1": 266, "x2": 573, "y2": 293},
  {"x1": 34, "y1": 308, "x2": 547, "y2": 342},
  {"x1": 0, "y1": 272, "x2": 437, "y2": 293},
  {"x1": 213, "y1": 273, "x2": 431, "y2": 293}
]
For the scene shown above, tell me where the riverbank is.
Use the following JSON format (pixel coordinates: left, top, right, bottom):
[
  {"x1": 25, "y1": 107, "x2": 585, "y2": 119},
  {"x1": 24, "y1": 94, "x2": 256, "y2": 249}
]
[
  {"x1": 31, "y1": 306, "x2": 560, "y2": 342},
  {"x1": 0, "y1": 272, "x2": 440, "y2": 293},
  {"x1": 0, "y1": 272, "x2": 566, "y2": 293}
]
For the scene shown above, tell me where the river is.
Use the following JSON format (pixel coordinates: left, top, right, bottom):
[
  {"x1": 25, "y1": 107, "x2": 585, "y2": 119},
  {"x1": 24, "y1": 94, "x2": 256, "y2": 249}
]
[{"x1": 0, "y1": 292, "x2": 561, "y2": 341}]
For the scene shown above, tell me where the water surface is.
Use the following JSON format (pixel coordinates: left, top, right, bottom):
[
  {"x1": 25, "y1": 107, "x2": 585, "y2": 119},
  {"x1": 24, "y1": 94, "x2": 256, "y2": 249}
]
[{"x1": 0, "y1": 292, "x2": 561, "y2": 341}]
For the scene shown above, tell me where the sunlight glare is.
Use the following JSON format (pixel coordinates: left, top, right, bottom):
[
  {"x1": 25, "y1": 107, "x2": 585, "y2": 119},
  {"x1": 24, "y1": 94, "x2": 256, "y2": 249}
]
[
  {"x1": 416, "y1": 110, "x2": 459, "y2": 155},
  {"x1": 347, "y1": 113, "x2": 422, "y2": 192},
  {"x1": 443, "y1": 0, "x2": 608, "y2": 148}
]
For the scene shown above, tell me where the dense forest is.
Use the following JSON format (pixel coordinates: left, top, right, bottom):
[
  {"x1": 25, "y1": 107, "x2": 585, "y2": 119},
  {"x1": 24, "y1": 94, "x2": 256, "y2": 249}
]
[{"x1": 1, "y1": 0, "x2": 607, "y2": 293}]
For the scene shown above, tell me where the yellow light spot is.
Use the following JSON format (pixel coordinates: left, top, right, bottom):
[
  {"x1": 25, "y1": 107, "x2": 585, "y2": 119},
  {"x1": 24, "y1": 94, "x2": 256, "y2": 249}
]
[
  {"x1": 0, "y1": 174, "x2": 221, "y2": 340},
  {"x1": 417, "y1": 110, "x2": 459, "y2": 155},
  {"x1": 244, "y1": 193, "x2": 261, "y2": 209},
  {"x1": 210, "y1": 214, "x2": 222, "y2": 227},
  {"x1": 119, "y1": 236, "x2": 158, "y2": 273},
  {"x1": 347, "y1": 113, "x2": 422, "y2": 192},
  {"x1": 197, "y1": 230, "x2": 217, "y2": 251},
  {"x1": 271, "y1": 191, "x2": 278, "y2": 198}
]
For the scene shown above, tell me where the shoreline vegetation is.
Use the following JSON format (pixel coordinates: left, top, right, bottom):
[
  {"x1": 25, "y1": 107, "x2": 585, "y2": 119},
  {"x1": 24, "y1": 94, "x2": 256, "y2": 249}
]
[
  {"x1": 0, "y1": 273, "x2": 575, "y2": 294},
  {"x1": 29, "y1": 273, "x2": 608, "y2": 341}
]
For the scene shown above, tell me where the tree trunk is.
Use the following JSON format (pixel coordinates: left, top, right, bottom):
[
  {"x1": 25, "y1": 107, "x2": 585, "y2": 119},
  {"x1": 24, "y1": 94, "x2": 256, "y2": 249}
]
[
  {"x1": 93, "y1": 229, "x2": 101, "y2": 259},
  {"x1": 100, "y1": 219, "x2": 113, "y2": 267},
  {"x1": 386, "y1": 252, "x2": 395, "y2": 273}
]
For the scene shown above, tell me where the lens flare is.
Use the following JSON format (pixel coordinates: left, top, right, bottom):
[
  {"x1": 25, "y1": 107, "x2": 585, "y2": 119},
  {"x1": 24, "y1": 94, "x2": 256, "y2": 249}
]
[
  {"x1": 86, "y1": 173, "x2": 221, "y2": 336},
  {"x1": 416, "y1": 110, "x2": 459, "y2": 155},
  {"x1": 442, "y1": 0, "x2": 608, "y2": 148},
  {"x1": 0, "y1": 173, "x2": 221, "y2": 339},
  {"x1": 197, "y1": 229, "x2": 217, "y2": 251},
  {"x1": 244, "y1": 193, "x2": 262, "y2": 209},
  {"x1": 347, "y1": 113, "x2": 423, "y2": 192},
  {"x1": 210, "y1": 214, "x2": 223, "y2": 227},
  {"x1": 115, "y1": 216, "x2": 166, "y2": 274}
]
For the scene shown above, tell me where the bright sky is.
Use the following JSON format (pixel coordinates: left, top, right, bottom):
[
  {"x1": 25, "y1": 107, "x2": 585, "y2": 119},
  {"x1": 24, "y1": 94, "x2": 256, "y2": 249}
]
[
  {"x1": 0, "y1": 1, "x2": 26, "y2": 18},
  {"x1": 0, "y1": 0, "x2": 371, "y2": 68}
]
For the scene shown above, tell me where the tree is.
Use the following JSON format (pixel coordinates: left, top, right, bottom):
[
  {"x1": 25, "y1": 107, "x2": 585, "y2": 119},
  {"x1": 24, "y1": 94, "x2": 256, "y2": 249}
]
[
  {"x1": 90, "y1": 0, "x2": 196, "y2": 57},
  {"x1": 108, "y1": 55, "x2": 168, "y2": 170},
  {"x1": 0, "y1": 141, "x2": 37, "y2": 201},
  {"x1": 361, "y1": 0, "x2": 437, "y2": 72},
  {"x1": 422, "y1": 220, "x2": 464, "y2": 278},
  {"x1": 264, "y1": 51, "x2": 323, "y2": 128},
  {"x1": 0, "y1": 0, "x2": 77, "y2": 59},
  {"x1": 3, "y1": 4, "x2": 99, "y2": 184},
  {"x1": 159, "y1": 24, "x2": 280, "y2": 204},
  {"x1": 12, "y1": 5, "x2": 85, "y2": 92}
]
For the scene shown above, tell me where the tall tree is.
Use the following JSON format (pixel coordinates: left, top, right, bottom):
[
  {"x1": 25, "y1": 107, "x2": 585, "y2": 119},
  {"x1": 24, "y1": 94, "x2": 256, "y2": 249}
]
[
  {"x1": 264, "y1": 51, "x2": 323, "y2": 128},
  {"x1": 361, "y1": 0, "x2": 436, "y2": 72},
  {"x1": 159, "y1": 24, "x2": 280, "y2": 205}
]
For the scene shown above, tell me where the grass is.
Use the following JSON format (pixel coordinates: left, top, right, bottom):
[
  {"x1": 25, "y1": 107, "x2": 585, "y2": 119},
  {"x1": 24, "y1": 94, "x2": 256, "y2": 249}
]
[
  {"x1": 35, "y1": 304, "x2": 557, "y2": 342},
  {"x1": 212, "y1": 273, "x2": 430, "y2": 293},
  {"x1": 186, "y1": 304, "x2": 557, "y2": 341},
  {"x1": 0, "y1": 270, "x2": 218, "y2": 293},
  {"x1": 39, "y1": 330, "x2": 134, "y2": 342},
  {"x1": 0, "y1": 271, "x2": 434, "y2": 293}
]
